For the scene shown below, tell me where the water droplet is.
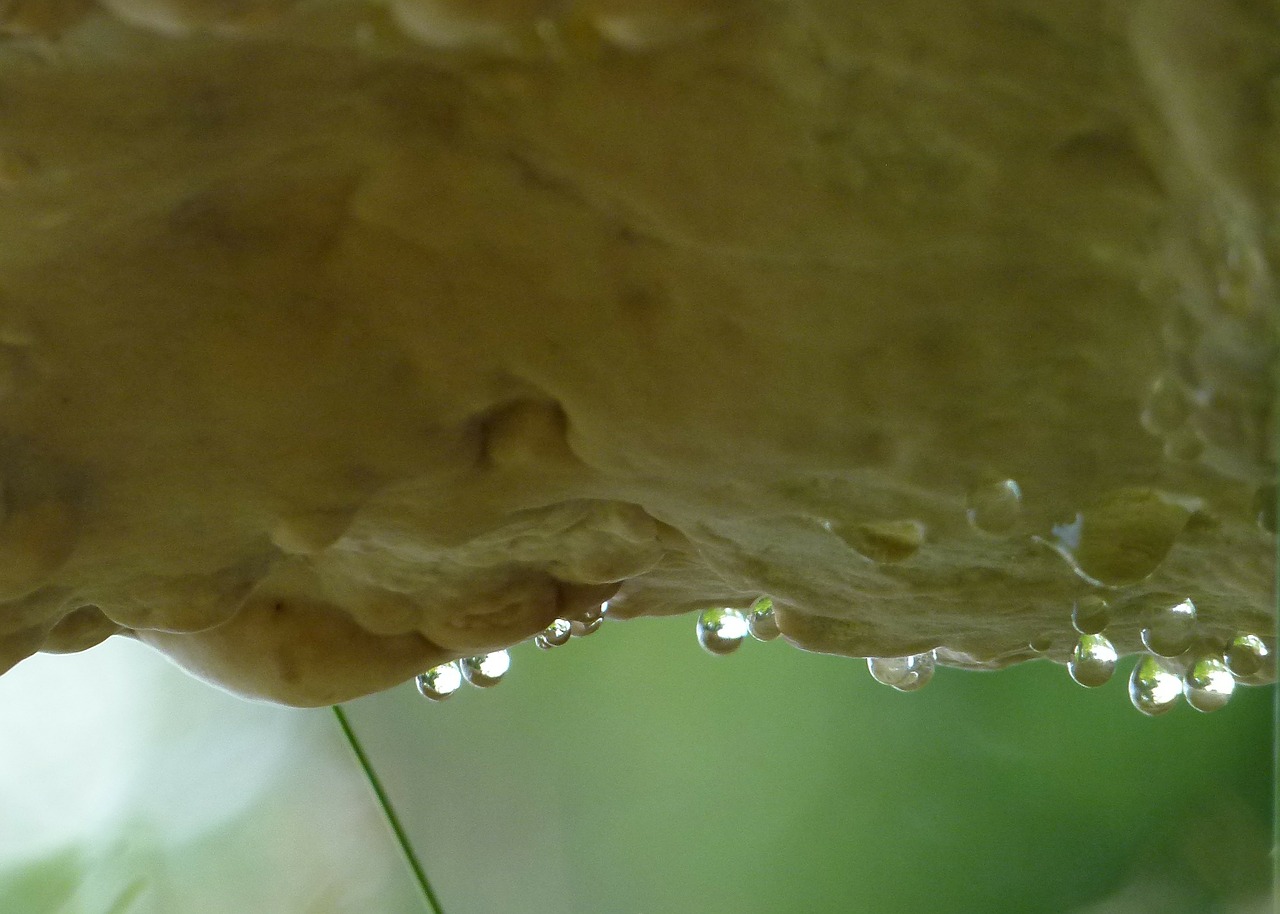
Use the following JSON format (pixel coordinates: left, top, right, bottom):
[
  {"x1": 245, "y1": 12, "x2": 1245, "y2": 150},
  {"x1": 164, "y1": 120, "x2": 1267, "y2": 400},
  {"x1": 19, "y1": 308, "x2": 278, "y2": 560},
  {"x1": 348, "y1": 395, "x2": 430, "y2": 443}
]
[
  {"x1": 1068, "y1": 634, "x2": 1117, "y2": 687},
  {"x1": 570, "y1": 617, "x2": 603, "y2": 637},
  {"x1": 833, "y1": 519, "x2": 925, "y2": 564},
  {"x1": 1140, "y1": 375, "x2": 1190, "y2": 434},
  {"x1": 1062, "y1": 489, "x2": 1192, "y2": 587},
  {"x1": 1224, "y1": 633, "x2": 1271, "y2": 679},
  {"x1": 569, "y1": 601, "x2": 608, "y2": 636},
  {"x1": 868, "y1": 652, "x2": 936, "y2": 692},
  {"x1": 461, "y1": 650, "x2": 511, "y2": 687},
  {"x1": 537, "y1": 618, "x2": 572, "y2": 648},
  {"x1": 1071, "y1": 596, "x2": 1109, "y2": 635},
  {"x1": 1129, "y1": 654, "x2": 1183, "y2": 716},
  {"x1": 416, "y1": 662, "x2": 463, "y2": 701},
  {"x1": 747, "y1": 597, "x2": 780, "y2": 642},
  {"x1": 1139, "y1": 596, "x2": 1197, "y2": 657},
  {"x1": 1028, "y1": 635, "x2": 1054, "y2": 653},
  {"x1": 1253, "y1": 484, "x2": 1277, "y2": 534},
  {"x1": 696, "y1": 607, "x2": 749, "y2": 656},
  {"x1": 966, "y1": 479, "x2": 1022, "y2": 534},
  {"x1": 1183, "y1": 655, "x2": 1235, "y2": 712}
]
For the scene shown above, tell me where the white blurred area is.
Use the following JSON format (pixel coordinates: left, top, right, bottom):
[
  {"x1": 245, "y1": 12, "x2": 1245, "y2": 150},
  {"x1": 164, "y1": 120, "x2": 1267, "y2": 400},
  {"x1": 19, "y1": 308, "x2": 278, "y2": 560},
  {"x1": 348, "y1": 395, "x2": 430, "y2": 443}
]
[{"x1": 0, "y1": 638, "x2": 426, "y2": 913}]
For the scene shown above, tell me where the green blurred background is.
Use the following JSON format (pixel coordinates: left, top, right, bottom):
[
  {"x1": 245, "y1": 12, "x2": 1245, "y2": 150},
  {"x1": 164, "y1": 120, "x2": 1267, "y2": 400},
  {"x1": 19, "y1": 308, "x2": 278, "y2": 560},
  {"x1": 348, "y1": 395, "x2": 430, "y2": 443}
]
[
  {"x1": 0, "y1": 616, "x2": 1273, "y2": 913},
  {"x1": 347, "y1": 615, "x2": 1276, "y2": 914}
]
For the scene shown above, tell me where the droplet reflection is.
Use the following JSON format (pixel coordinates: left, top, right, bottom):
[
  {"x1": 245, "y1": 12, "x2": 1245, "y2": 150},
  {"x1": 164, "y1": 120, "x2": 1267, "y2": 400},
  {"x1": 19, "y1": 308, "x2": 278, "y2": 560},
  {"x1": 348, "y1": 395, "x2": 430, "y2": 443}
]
[
  {"x1": 1071, "y1": 596, "x2": 1109, "y2": 635},
  {"x1": 1140, "y1": 596, "x2": 1197, "y2": 657},
  {"x1": 868, "y1": 652, "x2": 935, "y2": 692},
  {"x1": 461, "y1": 650, "x2": 511, "y2": 687},
  {"x1": 1183, "y1": 655, "x2": 1235, "y2": 712},
  {"x1": 966, "y1": 479, "x2": 1022, "y2": 534},
  {"x1": 537, "y1": 619, "x2": 572, "y2": 649},
  {"x1": 696, "y1": 608, "x2": 749, "y2": 656},
  {"x1": 1129, "y1": 654, "x2": 1183, "y2": 716},
  {"x1": 747, "y1": 597, "x2": 780, "y2": 642},
  {"x1": 1225, "y1": 633, "x2": 1271, "y2": 679},
  {"x1": 1068, "y1": 634, "x2": 1117, "y2": 688},
  {"x1": 416, "y1": 661, "x2": 463, "y2": 701}
]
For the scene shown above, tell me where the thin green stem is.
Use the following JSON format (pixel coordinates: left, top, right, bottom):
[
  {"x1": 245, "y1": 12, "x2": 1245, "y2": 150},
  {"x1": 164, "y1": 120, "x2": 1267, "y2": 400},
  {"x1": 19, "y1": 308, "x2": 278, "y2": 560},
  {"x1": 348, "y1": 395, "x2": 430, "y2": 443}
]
[{"x1": 333, "y1": 704, "x2": 445, "y2": 914}]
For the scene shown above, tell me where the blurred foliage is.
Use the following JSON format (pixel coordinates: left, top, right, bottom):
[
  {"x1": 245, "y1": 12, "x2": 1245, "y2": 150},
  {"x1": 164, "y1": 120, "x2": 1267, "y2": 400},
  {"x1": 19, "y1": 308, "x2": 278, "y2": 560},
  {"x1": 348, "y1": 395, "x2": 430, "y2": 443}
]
[
  {"x1": 0, "y1": 623, "x2": 1271, "y2": 913},
  {"x1": 346, "y1": 615, "x2": 1276, "y2": 914}
]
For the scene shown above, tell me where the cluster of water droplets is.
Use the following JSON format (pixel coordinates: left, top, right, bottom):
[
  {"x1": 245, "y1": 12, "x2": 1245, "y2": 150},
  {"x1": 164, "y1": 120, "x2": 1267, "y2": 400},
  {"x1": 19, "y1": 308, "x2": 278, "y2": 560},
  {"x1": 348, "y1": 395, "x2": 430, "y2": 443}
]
[
  {"x1": 695, "y1": 597, "x2": 777, "y2": 656},
  {"x1": 414, "y1": 602, "x2": 611, "y2": 702},
  {"x1": 533, "y1": 602, "x2": 608, "y2": 650},
  {"x1": 695, "y1": 597, "x2": 941, "y2": 694},
  {"x1": 415, "y1": 648, "x2": 514, "y2": 701},
  {"x1": 409, "y1": 472, "x2": 1274, "y2": 712},
  {"x1": 1056, "y1": 588, "x2": 1271, "y2": 716}
]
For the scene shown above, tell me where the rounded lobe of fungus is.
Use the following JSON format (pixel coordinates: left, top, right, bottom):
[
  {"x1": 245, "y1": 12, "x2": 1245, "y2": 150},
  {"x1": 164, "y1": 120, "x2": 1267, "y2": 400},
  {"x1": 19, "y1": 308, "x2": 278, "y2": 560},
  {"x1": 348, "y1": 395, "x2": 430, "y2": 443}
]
[{"x1": 139, "y1": 592, "x2": 453, "y2": 707}]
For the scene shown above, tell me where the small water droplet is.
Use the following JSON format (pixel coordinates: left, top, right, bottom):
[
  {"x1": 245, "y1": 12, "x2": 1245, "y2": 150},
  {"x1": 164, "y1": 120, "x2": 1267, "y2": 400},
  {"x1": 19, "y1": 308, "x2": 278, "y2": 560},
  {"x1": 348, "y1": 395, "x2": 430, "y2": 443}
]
[
  {"x1": 1129, "y1": 654, "x2": 1183, "y2": 716},
  {"x1": 570, "y1": 617, "x2": 603, "y2": 636},
  {"x1": 1183, "y1": 655, "x2": 1235, "y2": 712},
  {"x1": 416, "y1": 662, "x2": 463, "y2": 701},
  {"x1": 868, "y1": 652, "x2": 936, "y2": 692},
  {"x1": 1028, "y1": 635, "x2": 1054, "y2": 653},
  {"x1": 461, "y1": 650, "x2": 511, "y2": 687},
  {"x1": 747, "y1": 597, "x2": 780, "y2": 642},
  {"x1": 537, "y1": 618, "x2": 572, "y2": 648},
  {"x1": 1140, "y1": 375, "x2": 1191, "y2": 434},
  {"x1": 568, "y1": 601, "x2": 608, "y2": 636},
  {"x1": 696, "y1": 607, "x2": 749, "y2": 656},
  {"x1": 1139, "y1": 596, "x2": 1197, "y2": 657},
  {"x1": 833, "y1": 519, "x2": 925, "y2": 564},
  {"x1": 1253, "y1": 484, "x2": 1277, "y2": 534},
  {"x1": 966, "y1": 479, "x2": 1022, "y2": 534},
  {"x1": 1224, "y1": 633, "x2": 1271, "y2": 679},
  {"x1": 1068, "y1": 634, "x2": 1117, "y2": 687},
  {"x1": 1071, "y1": 596, "x2": 1109, "y2": 635}
]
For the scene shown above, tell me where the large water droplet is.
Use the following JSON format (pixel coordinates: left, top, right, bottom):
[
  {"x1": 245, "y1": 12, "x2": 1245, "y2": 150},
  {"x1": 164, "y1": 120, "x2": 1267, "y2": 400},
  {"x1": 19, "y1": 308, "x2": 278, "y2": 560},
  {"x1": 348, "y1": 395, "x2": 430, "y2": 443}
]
[
  {"x1": 696, "y1": 607, "x2": 749, "y2": 656},
  {"x1": 833, "y1": 519, "x2": 925, "y2": 564},
  {"x1": 747, "y1": 597, "x2": 780, "y2": 642},
  {"x1": 966, "y1": 479, "x2": 1022, "y2": 534},
  {"x1": 535, "y1": 618, "x2": 572, "y2": 649},
  {"x1": 868, "y1": 652, "x2": 936, "y2": 692},
  {"x1": 1071, "y1": 596, "x2": 1110, "y2": 635},
  {"x1": 1139, "y1": 596, "x2": 1197, "y2": 657},
  {"x1": 1183, "y1": 655, "x2": 1235, "y2": 712},
  {"x1": 1224, "y1": 633, "x2": 1271, "y2": 679},
  {"x1": 416, "y1": 662, "x2": 463, "y2": 701},
  {"x1": 1129, "y1": 654, "x2": 1183, "y2": 716},
  {"x1": 1068, "y1": 634, "x2": 1117, "y2": 687},
  {"x1": 1065, "y1": 489, "x2": 1192, "y2": 587},
  {"x1": 461, "y1": 650, "x2": 511, "y2": 687}
]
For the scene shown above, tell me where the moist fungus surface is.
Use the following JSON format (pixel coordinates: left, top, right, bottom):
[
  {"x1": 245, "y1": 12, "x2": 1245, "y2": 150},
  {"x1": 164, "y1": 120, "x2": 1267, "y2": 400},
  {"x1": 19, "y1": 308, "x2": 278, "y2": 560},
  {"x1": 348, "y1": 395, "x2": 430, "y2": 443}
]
[{"x1": 0, "y1": 0, "x2": 1274, "y2": 705}]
